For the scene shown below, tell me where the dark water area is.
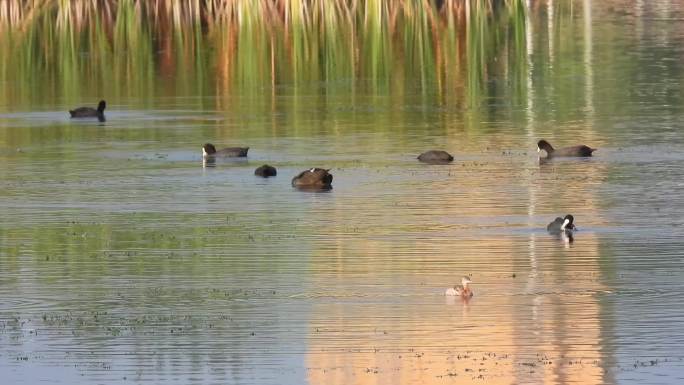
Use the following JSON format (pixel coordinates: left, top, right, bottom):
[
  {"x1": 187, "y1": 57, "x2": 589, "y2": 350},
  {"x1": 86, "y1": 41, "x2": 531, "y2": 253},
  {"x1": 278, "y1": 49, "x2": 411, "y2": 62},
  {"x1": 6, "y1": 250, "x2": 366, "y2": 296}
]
[{"x1": 1, "y1": 1, "x2": 684, "y2": 384}]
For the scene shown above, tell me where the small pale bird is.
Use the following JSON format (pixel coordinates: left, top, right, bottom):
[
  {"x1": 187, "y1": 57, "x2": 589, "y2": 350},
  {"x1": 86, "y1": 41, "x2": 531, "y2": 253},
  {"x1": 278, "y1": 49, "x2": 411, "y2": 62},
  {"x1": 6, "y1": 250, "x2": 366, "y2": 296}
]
[{"x1": 445, "y1": 276, "x2": 473, "y2": 298}]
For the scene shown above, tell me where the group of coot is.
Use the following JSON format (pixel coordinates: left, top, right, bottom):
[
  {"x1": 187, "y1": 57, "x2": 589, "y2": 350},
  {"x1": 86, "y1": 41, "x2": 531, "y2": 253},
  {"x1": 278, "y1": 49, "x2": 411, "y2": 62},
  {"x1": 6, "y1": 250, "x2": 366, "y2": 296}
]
[
  {"x1": 202, "y1": 143, "x2": 333, "y2": 189},
  {"x1": 70, "y1": 100, "x2": 595, "y2": 299},
  {"x1": 69, "y1": 100, "x2": 334, "y2": 189}
]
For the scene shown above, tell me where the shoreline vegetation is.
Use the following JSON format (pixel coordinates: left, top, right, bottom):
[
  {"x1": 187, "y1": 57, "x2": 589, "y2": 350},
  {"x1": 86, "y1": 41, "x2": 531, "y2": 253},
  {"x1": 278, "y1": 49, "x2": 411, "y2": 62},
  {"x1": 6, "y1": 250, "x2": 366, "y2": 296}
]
[{"x1": 0, "y1": 0, "x2": 526, "y2": 104}]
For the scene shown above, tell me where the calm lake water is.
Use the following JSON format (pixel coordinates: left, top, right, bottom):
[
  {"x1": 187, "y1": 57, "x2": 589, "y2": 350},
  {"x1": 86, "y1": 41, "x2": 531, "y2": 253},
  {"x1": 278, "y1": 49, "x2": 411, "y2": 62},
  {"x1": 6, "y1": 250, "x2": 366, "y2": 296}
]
[{"x1": 2, "y1": 1, "x2": 684, "y2": 384}]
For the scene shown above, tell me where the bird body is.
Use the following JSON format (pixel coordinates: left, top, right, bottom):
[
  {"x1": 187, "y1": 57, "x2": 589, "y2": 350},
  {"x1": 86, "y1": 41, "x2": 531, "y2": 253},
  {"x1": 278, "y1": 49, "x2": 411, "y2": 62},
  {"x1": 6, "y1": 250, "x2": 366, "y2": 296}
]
[
  {"x1": 254, "y1": 165, "x2": 277, "y2": 177},
  {"x1": 445, "y1": 276, "x2": 473, "y2": 298},
  {"x1": 537, "y1": 140, "x2": 595, "y2": 158},
  {"x1": 202, "y1": 143, "x2": 249, "y2": 158},
  {"x1": 291, "y1": 168, "x2": 333, "y2": 188},
  {"x1": 417, "y1": 150, "x2": 454, "y2": 164},
  {"x1": 69, "y1": 100, "x2": 106, "y2": 121},
  {"x1": 547, "y1": 214, "x2": 576, "y2": 234}
]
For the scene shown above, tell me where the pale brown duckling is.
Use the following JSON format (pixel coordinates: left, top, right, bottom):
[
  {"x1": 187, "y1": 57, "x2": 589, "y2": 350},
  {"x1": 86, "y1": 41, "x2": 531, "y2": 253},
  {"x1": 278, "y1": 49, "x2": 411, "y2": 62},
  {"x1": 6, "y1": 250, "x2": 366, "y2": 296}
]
[{"x1": 445, "y1": 276, "x2": 473, "y2": 298}]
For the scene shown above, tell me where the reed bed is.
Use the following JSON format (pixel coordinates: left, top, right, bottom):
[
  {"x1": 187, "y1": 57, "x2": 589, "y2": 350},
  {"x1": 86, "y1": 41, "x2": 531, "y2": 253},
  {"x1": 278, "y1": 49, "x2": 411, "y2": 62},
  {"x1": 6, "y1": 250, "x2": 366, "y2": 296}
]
[
  {"x1": 1, "y1": 1, "x2": 520, "y2": 29},
  {"x1": 0, "y1": 0, "x2": 527, "y2": 105}
]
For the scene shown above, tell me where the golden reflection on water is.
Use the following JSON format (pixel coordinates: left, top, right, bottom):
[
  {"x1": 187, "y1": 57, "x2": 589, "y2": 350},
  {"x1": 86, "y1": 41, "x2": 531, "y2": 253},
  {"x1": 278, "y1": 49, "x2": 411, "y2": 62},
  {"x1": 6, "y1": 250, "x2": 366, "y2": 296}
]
[
  {"x1": 306, "y1": 233, "x2": 608, "y2": 384},
  {"x1": 304, "y1": 149, "x2": 610, "y2": 384}
]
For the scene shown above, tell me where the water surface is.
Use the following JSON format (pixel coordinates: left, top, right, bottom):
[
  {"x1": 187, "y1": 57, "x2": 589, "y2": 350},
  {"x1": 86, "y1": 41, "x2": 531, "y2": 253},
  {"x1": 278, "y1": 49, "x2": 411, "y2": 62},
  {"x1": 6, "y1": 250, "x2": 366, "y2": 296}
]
[{"x1": 2, "y1": 1, "x2": 684, "y2": 384}]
